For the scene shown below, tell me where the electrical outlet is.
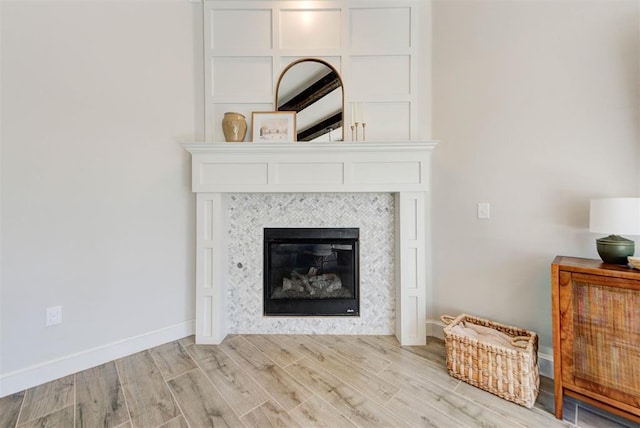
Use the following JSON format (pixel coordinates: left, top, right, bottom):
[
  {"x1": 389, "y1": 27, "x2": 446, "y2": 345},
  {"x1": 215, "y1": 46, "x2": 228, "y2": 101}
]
[
  {"x1": 477, "y1": 202, "x2": 490, "y2": 219},
  {"x1": 46, "y1": 306, "x2": 62, "y2": 327}
]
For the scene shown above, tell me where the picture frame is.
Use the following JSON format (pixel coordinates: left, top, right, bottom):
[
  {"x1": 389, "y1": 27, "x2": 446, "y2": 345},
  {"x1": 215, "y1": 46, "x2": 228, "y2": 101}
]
[{"x1": 251, "y1": 111, "x2": 297, "y2": 142}]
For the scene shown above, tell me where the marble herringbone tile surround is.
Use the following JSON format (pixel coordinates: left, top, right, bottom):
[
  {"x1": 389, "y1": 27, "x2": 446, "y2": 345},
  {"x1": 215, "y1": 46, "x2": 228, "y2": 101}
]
[{"x1": 226, "y1": 193, "x2": 395, "y2": 335}]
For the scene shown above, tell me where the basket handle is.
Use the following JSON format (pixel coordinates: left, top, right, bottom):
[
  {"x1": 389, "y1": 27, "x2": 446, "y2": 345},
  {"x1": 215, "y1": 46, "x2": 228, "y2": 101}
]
[
  {"x1": 511, "y1": 336, "x2": 530, "y2": 349},
  {"x1": 440, "y1": 315, "x2": 456, "y2": 325}
]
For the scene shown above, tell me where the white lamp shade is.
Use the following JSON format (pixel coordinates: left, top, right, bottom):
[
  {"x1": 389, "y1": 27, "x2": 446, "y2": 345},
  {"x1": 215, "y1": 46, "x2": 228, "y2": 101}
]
[{"x1": 590, "y1": 198, "x2": 640, "y2": 236}]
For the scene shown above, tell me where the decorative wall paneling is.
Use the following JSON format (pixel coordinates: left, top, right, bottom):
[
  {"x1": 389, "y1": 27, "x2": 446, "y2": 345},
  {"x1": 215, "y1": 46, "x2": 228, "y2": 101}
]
[{"x1": 204, "y1": 0, "x2": 419, "y2": 141}]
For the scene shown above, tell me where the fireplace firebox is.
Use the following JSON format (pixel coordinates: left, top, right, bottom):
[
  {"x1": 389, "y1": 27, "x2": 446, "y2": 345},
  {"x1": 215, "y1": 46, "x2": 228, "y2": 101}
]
[{"x1": 263, "y1": 228, "x2": 359, "y2": 316}]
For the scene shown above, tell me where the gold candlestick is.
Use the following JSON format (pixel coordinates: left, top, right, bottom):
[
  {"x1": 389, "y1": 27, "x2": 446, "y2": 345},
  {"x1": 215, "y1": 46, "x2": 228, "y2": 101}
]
[
  {"x1": 350, "y1": 124, "x2": 355, "y2": 141},
  {"x1": 355, "y1": 122, "x2": 359, "y2": 141},
  {"x1": 362, "y1": 122, "x2": 366, "y2": 141}
]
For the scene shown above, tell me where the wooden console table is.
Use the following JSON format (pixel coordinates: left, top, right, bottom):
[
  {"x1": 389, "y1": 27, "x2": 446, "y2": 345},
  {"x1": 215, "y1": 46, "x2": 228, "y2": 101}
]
[{"x1": 551, "y1": 256, "x2": 640, "y2": 423}]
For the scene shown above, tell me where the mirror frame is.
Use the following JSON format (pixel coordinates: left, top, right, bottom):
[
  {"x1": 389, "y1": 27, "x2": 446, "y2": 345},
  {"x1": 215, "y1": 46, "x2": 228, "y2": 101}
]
[{"x1": 275, "y1": 58, "x2": 345, "y2": 142}]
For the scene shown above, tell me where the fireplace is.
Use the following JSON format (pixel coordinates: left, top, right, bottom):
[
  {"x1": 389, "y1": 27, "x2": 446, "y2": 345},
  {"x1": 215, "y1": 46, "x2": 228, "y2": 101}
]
[
  {"x1": 264, "y1": 227, "x2": 359, "y2": 316},
  {"x1": 184, "y1": 141, "x2": 436, "y2": 345}
]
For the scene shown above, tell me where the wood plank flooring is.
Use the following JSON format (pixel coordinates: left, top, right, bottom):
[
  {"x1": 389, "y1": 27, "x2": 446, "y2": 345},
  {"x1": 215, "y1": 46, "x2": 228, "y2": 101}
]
[{"x1": 1, "y1": 335, "x2": 637, "y2": 428}]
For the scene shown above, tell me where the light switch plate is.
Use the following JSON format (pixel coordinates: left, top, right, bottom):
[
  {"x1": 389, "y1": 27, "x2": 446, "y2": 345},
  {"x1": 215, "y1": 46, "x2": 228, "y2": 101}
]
[{"x1": 477, "y1": 202, "x2": 490, "y2": 219}]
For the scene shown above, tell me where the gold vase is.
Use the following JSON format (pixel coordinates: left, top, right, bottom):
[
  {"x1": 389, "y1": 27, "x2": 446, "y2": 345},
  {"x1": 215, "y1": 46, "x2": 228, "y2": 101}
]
[{"x1": 222, "y1": 112, "x2": 247, "y2": 142}]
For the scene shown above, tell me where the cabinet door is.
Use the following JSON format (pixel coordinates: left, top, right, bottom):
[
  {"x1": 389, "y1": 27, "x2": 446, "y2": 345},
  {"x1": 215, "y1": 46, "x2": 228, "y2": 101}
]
[{"x1": 559, "y1": 271, "x2": 640, "y2": 411}]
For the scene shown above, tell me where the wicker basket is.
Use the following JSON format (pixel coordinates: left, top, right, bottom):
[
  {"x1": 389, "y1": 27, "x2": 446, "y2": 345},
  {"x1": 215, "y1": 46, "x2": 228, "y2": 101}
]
[{"x1": 441, "y1": 314, "x2": 540, "y2": 408}]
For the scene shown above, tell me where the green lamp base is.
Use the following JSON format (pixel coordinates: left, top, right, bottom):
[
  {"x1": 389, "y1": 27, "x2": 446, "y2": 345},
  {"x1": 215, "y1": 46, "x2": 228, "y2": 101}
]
[{"x1": 596, "y1": 235, "x2": 635, "y2": 265}]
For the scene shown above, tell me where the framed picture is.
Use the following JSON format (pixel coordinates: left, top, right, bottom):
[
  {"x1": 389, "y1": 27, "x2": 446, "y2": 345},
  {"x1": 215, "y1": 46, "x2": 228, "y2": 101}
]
[{"x1": 252, "y1": 111, "x2": 297, "y2": 142}]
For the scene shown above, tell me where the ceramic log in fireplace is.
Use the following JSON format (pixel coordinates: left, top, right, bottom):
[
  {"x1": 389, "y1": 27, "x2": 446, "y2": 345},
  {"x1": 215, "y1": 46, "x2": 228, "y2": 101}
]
[{"x1": 263, "y1": 228, "x2": 359, "y2": 316}]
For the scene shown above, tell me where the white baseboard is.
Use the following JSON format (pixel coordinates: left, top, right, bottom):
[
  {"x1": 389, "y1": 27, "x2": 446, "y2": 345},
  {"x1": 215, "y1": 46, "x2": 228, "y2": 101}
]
[
  {"x1": 426, "y1": 318, "x2": 445, "y2": 340},
  {"x1": 0, "y1": 320, "x2": 195, "y2": 398},
  {"x1": 425, "y1": 319, "x2": 554, "y2": 379},
  {"x1": 537, "y1": 349, "x2": 554, "y2": 379}
]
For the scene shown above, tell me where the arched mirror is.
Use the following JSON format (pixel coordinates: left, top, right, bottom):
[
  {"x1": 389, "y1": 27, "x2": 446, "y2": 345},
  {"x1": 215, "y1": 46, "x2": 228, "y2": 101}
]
[{"x1": 275, "y1": 58, "x2": 344, "y2": 142}]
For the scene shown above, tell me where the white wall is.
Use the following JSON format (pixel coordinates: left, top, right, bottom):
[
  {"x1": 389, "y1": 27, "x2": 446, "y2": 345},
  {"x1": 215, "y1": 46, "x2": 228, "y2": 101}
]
[
  {"x1": 2, "y1": 0, "x2": 639, "y2": 395},
  {"x1": 0, "y1": 0, "x2": 202, "y2": 394},
  {"x1": 432, "y1": 0, "x2": 640, "y2": 352},
  {"x1": 0, "y1": 1, "x2": 4, "y2": 391}
]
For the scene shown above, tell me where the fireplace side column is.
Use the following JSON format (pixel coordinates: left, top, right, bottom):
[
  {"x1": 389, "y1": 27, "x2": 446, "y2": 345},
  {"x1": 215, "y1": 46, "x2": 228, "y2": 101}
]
[
  {"x1": 395, "y1": 191, "x2": 427, "y2": 346},
  {"x1": 195, "y1": 192, "x2": 228, "y2": 344}
]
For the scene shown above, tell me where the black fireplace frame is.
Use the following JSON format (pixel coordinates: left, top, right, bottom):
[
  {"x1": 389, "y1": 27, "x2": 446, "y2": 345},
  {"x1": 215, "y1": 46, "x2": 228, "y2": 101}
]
[{"x1": 263, "y1": 227, "x2": 360, "y2": 316}]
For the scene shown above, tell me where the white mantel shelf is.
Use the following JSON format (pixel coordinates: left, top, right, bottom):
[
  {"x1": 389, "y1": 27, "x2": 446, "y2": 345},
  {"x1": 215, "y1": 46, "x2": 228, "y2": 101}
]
[
  {"x1": 183, "y1": 140, "x2": 438, "y2": 346},
  {"x1": 183, "y1": 141, "x2": 438, "y2": 153},
  {"x1": 183, "y1": 141, "x2": 438, "y2": 194}
]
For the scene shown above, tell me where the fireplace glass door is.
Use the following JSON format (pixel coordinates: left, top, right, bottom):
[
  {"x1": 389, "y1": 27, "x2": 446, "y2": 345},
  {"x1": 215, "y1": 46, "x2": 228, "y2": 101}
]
[{"x1": 264, "y1": 228, "x2": 359, "y2": 316}]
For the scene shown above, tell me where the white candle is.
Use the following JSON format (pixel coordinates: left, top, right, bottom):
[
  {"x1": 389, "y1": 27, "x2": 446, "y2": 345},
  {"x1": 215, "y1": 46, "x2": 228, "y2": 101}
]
[
  {"x1": 361, "y1": 103, "x2": 366, "y2": 123},
  {"x1": 354, "y1": 103, "x2": 359, "y2": 123}
]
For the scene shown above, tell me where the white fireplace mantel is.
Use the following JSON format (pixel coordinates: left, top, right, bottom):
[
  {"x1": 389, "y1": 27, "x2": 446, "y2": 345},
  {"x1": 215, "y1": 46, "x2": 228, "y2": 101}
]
[{"x1": 183, "y1": 140, "x2": 438, "y2": 345}]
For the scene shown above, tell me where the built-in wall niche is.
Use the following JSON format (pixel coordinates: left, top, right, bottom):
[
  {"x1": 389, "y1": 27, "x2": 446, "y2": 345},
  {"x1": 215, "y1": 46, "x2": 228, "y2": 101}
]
[{"x1": 204, "y1": 0, "x2": 419, "y2": 142}]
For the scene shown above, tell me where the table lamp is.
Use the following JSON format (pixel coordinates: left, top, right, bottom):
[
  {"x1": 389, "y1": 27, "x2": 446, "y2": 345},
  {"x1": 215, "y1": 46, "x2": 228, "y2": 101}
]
[{"x1": 590, "y1": 198, "x2": 640, "y2": 264}]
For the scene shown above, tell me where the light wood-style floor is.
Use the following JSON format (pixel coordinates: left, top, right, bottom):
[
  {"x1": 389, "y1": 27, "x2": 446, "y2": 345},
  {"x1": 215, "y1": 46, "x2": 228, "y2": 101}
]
[{"x1": 0, "y1": 335, "x2": 637, "y2": 428}]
